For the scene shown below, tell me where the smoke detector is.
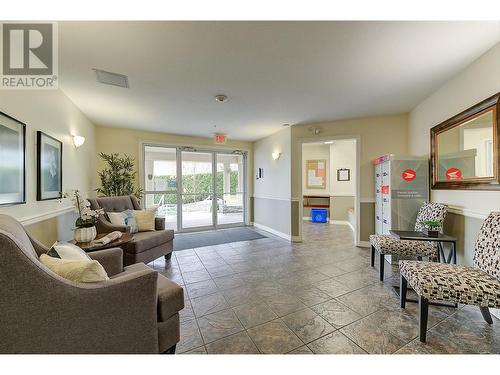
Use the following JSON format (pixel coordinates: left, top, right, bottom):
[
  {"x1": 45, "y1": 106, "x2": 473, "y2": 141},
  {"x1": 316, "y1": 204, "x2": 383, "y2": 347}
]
[
  {"x1": 215, "y1": 94, "x2": 228, "y2": 103},
  {"x1": 93, "y1": 68, "x2": 129, "y2": 88}
]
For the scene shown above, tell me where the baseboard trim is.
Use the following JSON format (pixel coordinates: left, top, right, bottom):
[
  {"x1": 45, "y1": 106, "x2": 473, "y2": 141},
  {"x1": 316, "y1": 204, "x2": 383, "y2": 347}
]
[
  {"x1": 330, "y1": 219, "x2": 355, "y2": 232},
  {"x1": 358, "y1": 240, "x2": 370, "y2": 248},
  {"x1": 19, "y1": 206, "x2": 75, "y2": 226},
  {"x1": 253, "y1": 222, "x2": 291, "y2": 241}
]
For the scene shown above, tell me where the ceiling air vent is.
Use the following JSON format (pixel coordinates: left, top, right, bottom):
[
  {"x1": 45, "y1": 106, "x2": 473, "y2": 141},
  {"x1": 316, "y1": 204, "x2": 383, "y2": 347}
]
[{"x1": 93, "y1": 68, "x2": 129, "y2": 88}]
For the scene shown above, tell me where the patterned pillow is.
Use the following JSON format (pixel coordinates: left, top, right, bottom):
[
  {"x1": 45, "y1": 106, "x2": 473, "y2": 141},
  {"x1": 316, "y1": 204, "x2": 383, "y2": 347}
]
[{"x1": 123, "y1": 210, "x2": 138, "y2": 233}]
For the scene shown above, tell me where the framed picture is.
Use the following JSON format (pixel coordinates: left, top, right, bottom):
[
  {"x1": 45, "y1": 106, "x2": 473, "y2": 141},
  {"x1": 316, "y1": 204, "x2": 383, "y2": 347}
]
[
  {"x1": 337, "y1": 168, "x2": 350, "y2": 181},
  {"x1": 37, "y1": 131, "x2": 63, "y2": 201},
  {"x1": 0, "y1": 111, "x2": 26, "y2": 206}
]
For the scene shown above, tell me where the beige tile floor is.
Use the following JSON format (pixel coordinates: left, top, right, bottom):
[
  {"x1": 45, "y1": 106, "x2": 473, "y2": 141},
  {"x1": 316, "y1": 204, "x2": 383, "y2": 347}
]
[{"x1": 149, "y1": 222, "x2": 500, "y2": 354}]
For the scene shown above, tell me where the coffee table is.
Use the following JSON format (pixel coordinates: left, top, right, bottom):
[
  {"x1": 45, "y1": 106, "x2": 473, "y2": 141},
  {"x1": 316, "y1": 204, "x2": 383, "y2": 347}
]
[{"x1": 70, "y1": 232, "x2": 134, "y2": 252}]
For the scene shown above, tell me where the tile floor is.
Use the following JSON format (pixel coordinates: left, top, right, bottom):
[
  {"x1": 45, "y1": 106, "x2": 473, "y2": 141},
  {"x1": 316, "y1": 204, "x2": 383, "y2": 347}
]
[{"x1": 149, "y1": 222, "x2": 500, "y2": 354}]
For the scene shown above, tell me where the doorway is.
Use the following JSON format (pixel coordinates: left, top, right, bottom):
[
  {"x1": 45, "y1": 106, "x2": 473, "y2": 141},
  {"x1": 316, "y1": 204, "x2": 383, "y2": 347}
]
[
  {"x1": 143, "y1": 145, "x2": 247, "y2": 232},
  {"x1": 298, "y1": 137, "x2": 360, "y2": 246}
]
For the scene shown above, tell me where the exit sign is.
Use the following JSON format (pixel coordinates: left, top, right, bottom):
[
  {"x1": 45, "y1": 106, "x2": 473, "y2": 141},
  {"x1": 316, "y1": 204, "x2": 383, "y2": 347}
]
[{"x1": 214, "y1": 133, "x2": 227, "y2": 144}]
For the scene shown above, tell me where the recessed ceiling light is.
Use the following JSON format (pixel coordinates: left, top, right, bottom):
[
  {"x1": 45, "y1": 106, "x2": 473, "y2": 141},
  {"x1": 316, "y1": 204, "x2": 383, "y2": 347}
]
[
  {"x1": 93, "y1": 68, "x2": 129, "y2": 88},
  {"x1": 324, "y1": 141, "x2": 334, "y2": 144},
  {"x1": 282, "y1": 124, "x2": 290, "y2": 127},
  {"x1": 215, "y1": 94, "x2": 228, "y2": 103}
]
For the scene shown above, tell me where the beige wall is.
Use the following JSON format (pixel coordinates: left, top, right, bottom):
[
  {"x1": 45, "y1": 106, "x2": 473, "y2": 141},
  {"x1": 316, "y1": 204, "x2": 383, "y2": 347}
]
[
  {"x1": 330, "y1": 196, "x2": 355, "y2": 221},
  {"x1": 253, "y1": 127, "x2": 291, "y2": 237},
  {"x1": 408, "y1": 42, "x2": 500, "y2": 266},
  {"x1": 291, "y1": 114, "x2": 408, "y2": 239},
  {"x1": 0, "y1": 89, "x2": 96, "y2": 242}
]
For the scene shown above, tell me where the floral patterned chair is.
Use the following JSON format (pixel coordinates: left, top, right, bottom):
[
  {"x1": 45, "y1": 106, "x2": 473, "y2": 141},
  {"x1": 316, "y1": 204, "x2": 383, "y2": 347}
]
[
  {"x1": 399, "y1": 212, "x2": 500, "y2": 342},
  {"x1": 370, "y1": 202, "x2": 448, "y2": 281}
]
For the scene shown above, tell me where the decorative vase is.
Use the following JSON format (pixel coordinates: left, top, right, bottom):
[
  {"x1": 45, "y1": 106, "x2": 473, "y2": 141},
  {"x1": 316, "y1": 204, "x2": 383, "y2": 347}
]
[{"x1": 74, "y1": 226, "x2": 97, "y2": 243}]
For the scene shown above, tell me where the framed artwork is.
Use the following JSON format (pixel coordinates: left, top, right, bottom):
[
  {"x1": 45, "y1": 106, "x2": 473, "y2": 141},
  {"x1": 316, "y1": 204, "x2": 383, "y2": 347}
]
[
  {"x1": 337, "y1": 168, "x2": 350, "y2": 181},
  {"x1": 0, "y1": 111, "x2": 26, "y2": 206},
  {"x1": 306, "y1": 159, "x2": 326, "y2": 189},
  {"x1": 37, "y1": 131, "x2": 63, "y2": 201}
]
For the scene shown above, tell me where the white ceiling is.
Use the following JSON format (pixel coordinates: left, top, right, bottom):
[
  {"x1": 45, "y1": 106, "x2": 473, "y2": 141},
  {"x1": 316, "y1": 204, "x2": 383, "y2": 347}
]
[{"x1": 59, "y1": 21, "x2": 500, "y2": 141}]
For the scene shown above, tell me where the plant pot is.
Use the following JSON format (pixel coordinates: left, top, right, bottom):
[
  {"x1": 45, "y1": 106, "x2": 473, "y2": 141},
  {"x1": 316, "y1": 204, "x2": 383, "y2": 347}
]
[
  {"x1": 74, "y1": 226, "x2": 97, "y2": 243},
  {"x1": 424, "y1": 230, "x2": 439, "y2": 238}
]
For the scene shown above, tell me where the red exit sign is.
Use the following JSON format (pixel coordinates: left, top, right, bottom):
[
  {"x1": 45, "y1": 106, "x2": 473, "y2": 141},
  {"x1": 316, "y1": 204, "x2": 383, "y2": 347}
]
[{"x1": 214, "y1": 133, "x2": 227, "y2": 144}]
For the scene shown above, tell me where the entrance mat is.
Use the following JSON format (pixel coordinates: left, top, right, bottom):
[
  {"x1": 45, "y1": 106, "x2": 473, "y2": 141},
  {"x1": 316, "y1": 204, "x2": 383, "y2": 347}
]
[{"x1": 174, "y1": 227, "x2": 267, "y2": 251}]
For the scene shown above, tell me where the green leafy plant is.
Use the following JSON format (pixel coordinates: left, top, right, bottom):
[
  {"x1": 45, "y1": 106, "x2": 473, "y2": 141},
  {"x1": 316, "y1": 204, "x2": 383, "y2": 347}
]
[
  {"x1": 96, "y1": 153, "x2": 143, "y2": 199},
  {"x1": 420, "y1": 220, "x2": 440, "y2": 230}
]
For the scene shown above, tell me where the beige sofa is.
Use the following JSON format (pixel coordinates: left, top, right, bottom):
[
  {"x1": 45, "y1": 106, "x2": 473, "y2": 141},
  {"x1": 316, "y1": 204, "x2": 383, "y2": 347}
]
[
  {"x1": 0, "y1": 214, "x2": 183, "y2": 354},
  {"x1": 89, "y1": 195, "x2": 174, "y2": 266}
]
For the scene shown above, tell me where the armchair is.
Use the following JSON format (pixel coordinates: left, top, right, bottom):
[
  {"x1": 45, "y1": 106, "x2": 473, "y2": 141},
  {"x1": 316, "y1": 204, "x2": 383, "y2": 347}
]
[
  {"x1": 0, "y1": 214, "x2": 183, "y2": 354},
  {"x1": 88, "y1": 195, "x2": 174, "y2": 265}
]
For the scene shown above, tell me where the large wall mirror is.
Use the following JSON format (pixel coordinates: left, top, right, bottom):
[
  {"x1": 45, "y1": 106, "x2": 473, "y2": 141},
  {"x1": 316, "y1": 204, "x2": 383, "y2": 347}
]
[{"x1": 431, "y1": 92, "x2": 499, "y2": 190}]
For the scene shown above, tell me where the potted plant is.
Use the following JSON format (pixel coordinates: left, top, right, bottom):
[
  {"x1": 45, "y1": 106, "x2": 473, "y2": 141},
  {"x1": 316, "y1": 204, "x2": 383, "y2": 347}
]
[
  {"x1": 67, "y1": 190, "x2": 103, "y2": 243},
  {"x1": 96, "y1": 153, "x2": 143, "y2": 199},
  {"x1": 420, "y1": 220, "x2": 441, "y2": 238}
]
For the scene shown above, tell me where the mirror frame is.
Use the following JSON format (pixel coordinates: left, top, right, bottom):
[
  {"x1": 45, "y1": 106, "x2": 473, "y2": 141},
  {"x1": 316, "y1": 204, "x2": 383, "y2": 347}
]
[{"x1": 430, "y1": 92, "x2": 500, "y2": 190}]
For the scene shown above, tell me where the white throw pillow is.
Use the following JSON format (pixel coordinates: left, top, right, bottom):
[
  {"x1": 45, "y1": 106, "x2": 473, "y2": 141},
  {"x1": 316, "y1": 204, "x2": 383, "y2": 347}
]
[
  {"x1": 40, "y1": 254, "x2": 109, "y2": 283},
  {"x1": 48, "y1": 242, "x2": 90, "y2": 260},
  {"x1": 107, "y1": 212, "x2": 127, "y2": 226}
]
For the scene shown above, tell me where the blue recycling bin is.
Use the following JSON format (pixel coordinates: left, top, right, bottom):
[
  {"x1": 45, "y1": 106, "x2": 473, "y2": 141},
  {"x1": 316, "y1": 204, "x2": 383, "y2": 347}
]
[{"x1": 311, "y1": 208, "x2": 328, "y2": 223}]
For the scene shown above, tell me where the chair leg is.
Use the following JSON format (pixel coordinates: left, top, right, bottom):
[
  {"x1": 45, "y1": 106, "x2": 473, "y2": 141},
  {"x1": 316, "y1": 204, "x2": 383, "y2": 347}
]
[
  {"x1": 165, "y1": 252, "x2": 172, "y2": 261},
  {"x1": 419, "y1": 296, "x2": 429, "y2": 343},
  {"x1": 371, "y1": 246, "x2": 375, "y2": 267},
  {"x1": 163, "y1": 344, "x2": 176, "y2": 354},
  {"x1": 379, "y1": 252, "x2": 385, "y2": 281},
  {"x1": 480, "y1": 307, "x2": 493, "y2": 324},
  {"x1": 400, "y1": 274, "x2": 407, "y2": 309}
]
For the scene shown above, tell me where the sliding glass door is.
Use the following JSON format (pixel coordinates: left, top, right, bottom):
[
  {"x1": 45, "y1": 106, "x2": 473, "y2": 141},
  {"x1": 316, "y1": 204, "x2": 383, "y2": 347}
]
[
  {"x1": 181, "y1": 150, "x2": 214, "y2": 229},
  {"x1": 143, "y1": 144, "x2": 246, "y2": 232}
]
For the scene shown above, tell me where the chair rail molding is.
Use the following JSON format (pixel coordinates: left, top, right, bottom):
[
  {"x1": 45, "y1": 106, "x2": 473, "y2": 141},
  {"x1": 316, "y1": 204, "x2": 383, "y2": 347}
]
[{"x1": 18, "y1": 206, "x2": 75, "y2": 226}]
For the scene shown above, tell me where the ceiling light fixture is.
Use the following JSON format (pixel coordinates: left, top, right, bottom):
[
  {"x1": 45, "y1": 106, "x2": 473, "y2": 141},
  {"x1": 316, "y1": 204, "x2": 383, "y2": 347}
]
[
  {"x1": 324, "y1": 141, "x2": 334, "y2": 144},
  {"x1": 215, "y1": 94, "x2": 228, "y2": 103}
]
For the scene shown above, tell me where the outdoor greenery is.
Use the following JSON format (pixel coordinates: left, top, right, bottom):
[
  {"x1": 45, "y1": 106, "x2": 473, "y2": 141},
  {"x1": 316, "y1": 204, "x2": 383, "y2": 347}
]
[
  {"x1": 153, "y1": 171, "x2": 238, "y2": 204},
  {"x1": 96, "y1": 153, "x2": 143, "y2": 199}
]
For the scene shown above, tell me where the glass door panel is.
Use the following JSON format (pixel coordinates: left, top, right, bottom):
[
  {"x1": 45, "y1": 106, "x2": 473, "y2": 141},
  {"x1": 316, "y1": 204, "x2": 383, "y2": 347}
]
[
  {"x1": 143, "y1": 146, "x2": 178, "y2": 231},
  {"x1": 181, "y1": 151, "x2": 214, "y2": 229},
  {"x1": 216, "y1": 153, "x2": 245, "y2": 225}
]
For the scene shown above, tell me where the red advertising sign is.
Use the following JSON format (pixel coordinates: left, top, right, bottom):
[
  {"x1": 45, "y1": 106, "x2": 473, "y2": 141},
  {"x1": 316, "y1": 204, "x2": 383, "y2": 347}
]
[
  {"x1": 381, "y1": 185, "x2": 389, "y2": 194},
  {"x1": 446, "y1": 168, "x2": 462, "y2": 180},
  {"x1": 401, "y1": 169, "x2": 416, "y2": 182}
]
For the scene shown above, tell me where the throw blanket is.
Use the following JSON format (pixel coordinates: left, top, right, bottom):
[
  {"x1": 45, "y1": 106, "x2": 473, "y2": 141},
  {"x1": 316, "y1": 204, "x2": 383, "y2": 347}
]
[{"x1": 92, "y1": 231, "x2": 123, "y2": 246}]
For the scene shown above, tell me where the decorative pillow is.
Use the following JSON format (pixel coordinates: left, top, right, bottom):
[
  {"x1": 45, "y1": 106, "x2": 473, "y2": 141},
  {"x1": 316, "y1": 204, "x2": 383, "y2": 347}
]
[
  {"x1": 47, "y1": 242, "x2": 91, "y2": 260},
  {"x1": 107, "y1": 210, "x2": 138, "y2": 233},
  {"x1": 107, "y1": 212, "x2": 127, "y2": 226},
  {"x1": 40, "y1": 254, "x2": 109, "y2": 283},
  {"x1": 133, "y1": 209, "x2": 156, "y2": 232}
]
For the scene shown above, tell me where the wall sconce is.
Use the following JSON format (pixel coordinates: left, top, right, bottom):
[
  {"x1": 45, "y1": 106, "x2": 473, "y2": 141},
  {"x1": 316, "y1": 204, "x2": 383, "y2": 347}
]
[
  {"x1": 272, "y1": 152, "x2": 281, "y2": 160},
  {"x1": 73, "y1": 135, "x2": 86, "y2": 148}
]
